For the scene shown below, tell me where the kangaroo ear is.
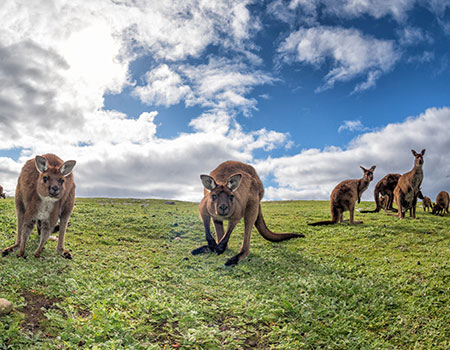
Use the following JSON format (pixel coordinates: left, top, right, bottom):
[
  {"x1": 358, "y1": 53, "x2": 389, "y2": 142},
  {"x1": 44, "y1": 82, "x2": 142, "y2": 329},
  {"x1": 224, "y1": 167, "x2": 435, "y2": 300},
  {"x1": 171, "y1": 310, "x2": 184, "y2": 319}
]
[
  {"x1": 35, "y1": 156, "x2": 49, "y2": 173},
  {"x1": 60, "y1": 160, "x2": 76, "y2": 177},
  {"x1": 360, "y1": 166, "x2": 367, "y2": 172},
  {"x1": 200, "y1": 175, "x2": 217, "y2": 191},
  {"x1": 411, "y1": 149, "x2": 417, "y2": 156},
  {"x1": 227, "y1": 173, "x2": 242, "y2": 192},
  {"x1": 421, "y1": 149, "x2": 426, "y2": 155},
  {"x1": 370, "y1": 165, "x2": 376, "y2": 172}
]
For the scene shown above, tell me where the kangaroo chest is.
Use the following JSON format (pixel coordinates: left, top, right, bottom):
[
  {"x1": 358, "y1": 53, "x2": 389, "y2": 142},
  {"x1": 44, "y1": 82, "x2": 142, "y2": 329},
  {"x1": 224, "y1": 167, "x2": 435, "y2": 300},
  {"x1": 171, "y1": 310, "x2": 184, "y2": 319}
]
[
  {"x1": 36, "y1": 197, "x2": 59, "y2": 220},
  {"x1": 404, "y1": 172, "x2": 423, "y2": 204}
]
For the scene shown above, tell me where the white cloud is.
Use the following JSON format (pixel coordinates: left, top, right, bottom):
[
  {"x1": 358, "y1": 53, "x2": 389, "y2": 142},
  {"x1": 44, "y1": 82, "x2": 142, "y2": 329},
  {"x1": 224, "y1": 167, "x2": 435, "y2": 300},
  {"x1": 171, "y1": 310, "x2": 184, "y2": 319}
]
[
  {"x1": 323, "y1": 0, "x2": 415, "y2": 22},
  {"x1": 255, "y1": 107, "x2": 450, "y2": 201},
  {"x1": 268, "y1": 0, "x2": 416, "y2": 26},
  {"x1": 182, "y1": 57, "x2": 275, "y2": 115},
  {"x1": 278, "y1": 26, "x2": 400, "y2": 92},
  {"x1": 338, "y1": 120, "x2": 367, "y2": 133},
  {"x1": 133, "y1": 64, "x2": 191, "y2": 107},
  {"x1": 397, "y1": 26, "x2": 433, "y2": 46}
]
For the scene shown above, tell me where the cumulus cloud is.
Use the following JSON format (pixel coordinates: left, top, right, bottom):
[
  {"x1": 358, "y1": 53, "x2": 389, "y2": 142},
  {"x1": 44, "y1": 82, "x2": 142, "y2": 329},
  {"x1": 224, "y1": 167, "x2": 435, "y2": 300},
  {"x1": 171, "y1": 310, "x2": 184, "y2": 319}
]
[
  {"x1": 256, "y1": 107, "x2": 450, "y2": 201},
  {"x1": 181, "y1": 57, "x2": 275, "y2": 115},
  {"x1": 338, "y1": 120, "x2": 368, "y2": 133},
  {"x1": 133, "y1": 64, "x2": 191, "y2": 107},
  {"x1": 0, "y1": 0, "x2": 286, "y2": 201},
  {"x1": 278, "y1": 26, "x2": 400, "y2": 92}
]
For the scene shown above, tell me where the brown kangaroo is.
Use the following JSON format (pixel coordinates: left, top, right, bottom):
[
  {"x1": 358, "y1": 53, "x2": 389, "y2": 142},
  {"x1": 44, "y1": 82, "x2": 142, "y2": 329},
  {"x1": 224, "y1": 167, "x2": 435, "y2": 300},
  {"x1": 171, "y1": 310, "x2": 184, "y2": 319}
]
[
  {"x1": 0, "y1": 185, "x2": 5, "y2": 199},
  {"x1": 308, "y1": 165, "x2": 376, "y2": 226},
  {"x1": 432, "y1": 191, "x2": 449, "y2": 216},
  {"x1": 422, "y1": 196, "x2": 432, "y2": 212},
  {"x1": 2, "y1": 154, "x2": 76, "y2": 259},
  {"x1": 192, "y1": 160, "x2": 304, "y2": 266},
  {"x1": 393, "y1": 149, "x2": 425, "y2": 219},
  {"x1": 360, "y1": 173, "x2": 401, "y2": 213}
]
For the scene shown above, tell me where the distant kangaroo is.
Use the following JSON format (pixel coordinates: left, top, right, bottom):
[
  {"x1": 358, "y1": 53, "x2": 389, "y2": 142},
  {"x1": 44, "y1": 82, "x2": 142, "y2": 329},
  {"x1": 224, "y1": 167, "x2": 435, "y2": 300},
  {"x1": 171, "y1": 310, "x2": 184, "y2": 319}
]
[
  {"x1": 432, "y1": 191, "x2": 449, "y2": 216},
  {"x1": 308, "y1": 165, "x2": 376, "y2": 226},
  {"x1": 422, "y1": 196, "x2": 432, "y2": 212},
  {"x1": 393, "y1": 149, "x2": 425, "y2": 219},
  {"x1": 360, "y1": 173, "x2": 401, "y2": 213},
  {"x1": 0, "y1": 185, "x2": 5, "y2": 199},
  {"x1": 2, "y1": 154, "x2": 76, "y2": 259},
  {"x1": 192, "y1": 160, "x2": 304, "y2": 266}
]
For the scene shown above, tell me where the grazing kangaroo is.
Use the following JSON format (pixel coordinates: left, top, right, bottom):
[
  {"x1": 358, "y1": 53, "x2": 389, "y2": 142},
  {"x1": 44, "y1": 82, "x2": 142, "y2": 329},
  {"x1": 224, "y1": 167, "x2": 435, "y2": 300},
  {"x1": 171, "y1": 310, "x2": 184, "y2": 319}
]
[
  {"x1": 308, "y1": 165, "x2": 376, "y2": 226},
  {"x1": 432, "y1": 191, "x2": 449, "y2": 216},
  {"x1": 191, "y1": 160, "x2": 304, "y2": 266},
  {"x1": 360, "y1": 173, "x2": 401, "y2": 213},
  {"x1": 2, "y1": 154, "x2": 76, "y2": 259},
  {"x1": 393, "y1": 149, "x2": 425, "y2": 219},
  {"x1": 0, "y1": 185, "x2": 5, "y2": 199},
  {"x1": 422, "y1": 196, "x2": 432, "y2": 212}
]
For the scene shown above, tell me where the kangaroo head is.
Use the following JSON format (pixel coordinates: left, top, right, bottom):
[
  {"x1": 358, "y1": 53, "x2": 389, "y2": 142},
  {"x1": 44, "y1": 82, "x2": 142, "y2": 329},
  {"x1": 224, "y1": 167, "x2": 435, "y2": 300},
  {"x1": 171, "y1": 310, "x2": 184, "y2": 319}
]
[
  {"x1": 360, "y1": 165, "x2": 376, "y2": 182},
  {"x1": 411, "y1": 149, "x2": 425, "y2": 167},
  {"x1": 35, "y1": 156, "x2": 76, "y2": 200},
  {"x1": 200, "y1": 173, "x2": 242, "y2": 217},
  {"x1": 432, "y1": 203, "x2": 441, "y2": 214}
]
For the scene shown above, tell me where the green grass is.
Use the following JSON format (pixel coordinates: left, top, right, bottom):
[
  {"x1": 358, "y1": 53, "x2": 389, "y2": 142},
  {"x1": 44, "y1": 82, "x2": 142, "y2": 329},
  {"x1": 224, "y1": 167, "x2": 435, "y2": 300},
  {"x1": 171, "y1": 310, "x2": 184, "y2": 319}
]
[{"x1": 1, "y1": 198, "x2": 450, "y2": 349}]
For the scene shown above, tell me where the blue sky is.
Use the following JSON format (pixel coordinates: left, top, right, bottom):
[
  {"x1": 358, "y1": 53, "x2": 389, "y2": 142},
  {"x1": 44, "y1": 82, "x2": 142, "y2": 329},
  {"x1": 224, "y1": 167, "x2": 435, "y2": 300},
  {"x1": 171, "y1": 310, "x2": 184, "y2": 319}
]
[{"x1": 0, "y1": 0, "x2": 449, "y2": 201}]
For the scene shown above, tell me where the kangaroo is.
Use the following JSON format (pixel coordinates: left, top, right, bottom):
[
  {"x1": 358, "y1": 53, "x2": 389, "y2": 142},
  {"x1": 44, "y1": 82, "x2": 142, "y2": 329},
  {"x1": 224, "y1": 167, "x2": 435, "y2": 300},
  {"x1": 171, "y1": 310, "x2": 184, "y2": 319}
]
[
  {"x1": 360, "y1": 173, "x2": 401, "y2": 213},
  {"x1": 308, "y1": 166, "x2": 376, "y2": 226},
  {"x1": 432, "y1": 191, "x2": 449, "y2": 216},
  {"x1": 393, "y1": 149, "x2": 425, "y2": 219},
  {"x1": 191, "y1": 160, "x2": 304, "y2": 266},
  {"x1": 379, "y1": 194, "x2": 389, "y2": 211},
  {"x1": 422, "y1": 196, "x2": 432, "y2": 212},
  {"x1": 0, "y1": 185, "x2": 5, "y2": 199},
  {"x1": 2, "y1": 154, "x2": 76, "y2": 259}
]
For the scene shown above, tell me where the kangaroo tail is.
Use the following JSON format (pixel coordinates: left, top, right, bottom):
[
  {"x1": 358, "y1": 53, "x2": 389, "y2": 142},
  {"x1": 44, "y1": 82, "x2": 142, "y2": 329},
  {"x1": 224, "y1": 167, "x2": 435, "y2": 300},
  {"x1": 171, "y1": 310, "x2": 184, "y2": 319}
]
[
  {"x1": 255, "y1": 205, "x2": 304, "y2": 241},
  {"x1": 307, "y1": 220, "x2": 336, "y2": 226}
]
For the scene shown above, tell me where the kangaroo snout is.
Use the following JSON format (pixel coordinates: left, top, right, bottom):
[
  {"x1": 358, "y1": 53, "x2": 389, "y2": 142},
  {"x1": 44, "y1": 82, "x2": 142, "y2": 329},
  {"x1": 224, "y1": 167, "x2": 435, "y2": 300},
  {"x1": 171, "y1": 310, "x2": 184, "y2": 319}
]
[
  {"x1": 218, "y1": 203, "x2": 229, "y2": 215},
  {"x1": 50, "y1": 185, "x2": 60, "y2": 196}
]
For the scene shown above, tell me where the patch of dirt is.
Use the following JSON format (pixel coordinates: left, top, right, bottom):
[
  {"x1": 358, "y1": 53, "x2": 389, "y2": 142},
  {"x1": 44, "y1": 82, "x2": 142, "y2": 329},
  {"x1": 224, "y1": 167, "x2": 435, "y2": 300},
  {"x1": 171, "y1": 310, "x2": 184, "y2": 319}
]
[
  {"x1": 75, "y1": 306, "x2": 91, "y2": 318},
  {"x1": 20, "y1": 290, "x2": 65, "y2": 335}
]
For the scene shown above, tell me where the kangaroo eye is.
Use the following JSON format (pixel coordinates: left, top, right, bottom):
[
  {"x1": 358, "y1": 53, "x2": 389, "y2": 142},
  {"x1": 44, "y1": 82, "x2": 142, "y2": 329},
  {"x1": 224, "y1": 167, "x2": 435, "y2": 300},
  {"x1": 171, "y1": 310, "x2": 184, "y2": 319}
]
[
  {"x1": 58, "y1": 179, "x2": 65, "y2": 185},
  {"x1": 212, "y1": 194, "x2": 217, "y2": 200},
  {"x1": 229, "y1": 195, "x2": 234, "y2": 201},
  {"x1": 43, "y1": 176, "x2": 48, "y2": 183}
]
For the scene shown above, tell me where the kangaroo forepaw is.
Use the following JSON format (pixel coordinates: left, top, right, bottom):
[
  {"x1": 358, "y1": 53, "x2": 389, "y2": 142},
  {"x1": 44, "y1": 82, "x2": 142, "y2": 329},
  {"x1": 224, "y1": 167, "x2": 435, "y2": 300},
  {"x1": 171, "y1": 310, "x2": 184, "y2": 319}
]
[
  {"x1": 2, "y1": 249, "x2": 10, "y2": 257},
  {"x1": 191, "y1": 245, "x2": 215, "y2": 255}
]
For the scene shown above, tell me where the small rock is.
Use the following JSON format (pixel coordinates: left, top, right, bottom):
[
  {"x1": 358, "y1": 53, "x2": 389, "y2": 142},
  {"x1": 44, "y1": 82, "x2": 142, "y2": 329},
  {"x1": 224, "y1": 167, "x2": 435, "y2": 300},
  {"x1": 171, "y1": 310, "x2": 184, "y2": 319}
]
[
  {"x1": 165, "y1": 201, "x2": 175, "y2": 205},
  {"x1": 0, "y1": 298, "x2": 13, "y2": 315},
  {"x1": 174, "y1": 237, "x2": 181, "y2": 241}
]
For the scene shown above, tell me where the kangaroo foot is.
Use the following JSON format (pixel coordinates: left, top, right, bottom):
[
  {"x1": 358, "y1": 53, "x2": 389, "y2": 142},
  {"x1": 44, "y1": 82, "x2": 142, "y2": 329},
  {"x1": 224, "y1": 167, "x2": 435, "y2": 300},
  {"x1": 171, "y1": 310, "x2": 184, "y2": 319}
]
[
  {"x1": 215, "y1": 243, "x2": 228, "y2": 255},
  {"x1": 191, "y1": 245, "x2": 215, "y2": 255},
  {"x1": 225, "y1": 252, "x2": 245, "y2": 266}
]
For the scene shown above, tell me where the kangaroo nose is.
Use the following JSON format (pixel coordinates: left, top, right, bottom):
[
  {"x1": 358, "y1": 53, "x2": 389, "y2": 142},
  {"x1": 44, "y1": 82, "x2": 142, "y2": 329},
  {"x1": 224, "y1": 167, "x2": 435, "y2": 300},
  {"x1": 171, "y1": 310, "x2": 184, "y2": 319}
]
[
  {"x1": 219, "y1": 204, "x2": 228, "y2": 211},
  {"x1": 51, "y1": 186, "x2": 59, "y2": 192}
]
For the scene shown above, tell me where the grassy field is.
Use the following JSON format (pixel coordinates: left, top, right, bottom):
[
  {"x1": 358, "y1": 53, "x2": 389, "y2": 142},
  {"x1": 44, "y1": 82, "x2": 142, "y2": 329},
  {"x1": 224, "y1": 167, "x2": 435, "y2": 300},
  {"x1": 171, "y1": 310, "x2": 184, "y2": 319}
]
[{"x1": 0, "y1": 197, "x2": 449, "y2": 349}]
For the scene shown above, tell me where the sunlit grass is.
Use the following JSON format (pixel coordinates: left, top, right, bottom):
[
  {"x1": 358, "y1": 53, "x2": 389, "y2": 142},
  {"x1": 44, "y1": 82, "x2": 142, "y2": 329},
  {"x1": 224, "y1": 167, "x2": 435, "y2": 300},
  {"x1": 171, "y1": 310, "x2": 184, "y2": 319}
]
[{"x1": 1, "y1": 198, "x2": 449, "y2": 349}]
